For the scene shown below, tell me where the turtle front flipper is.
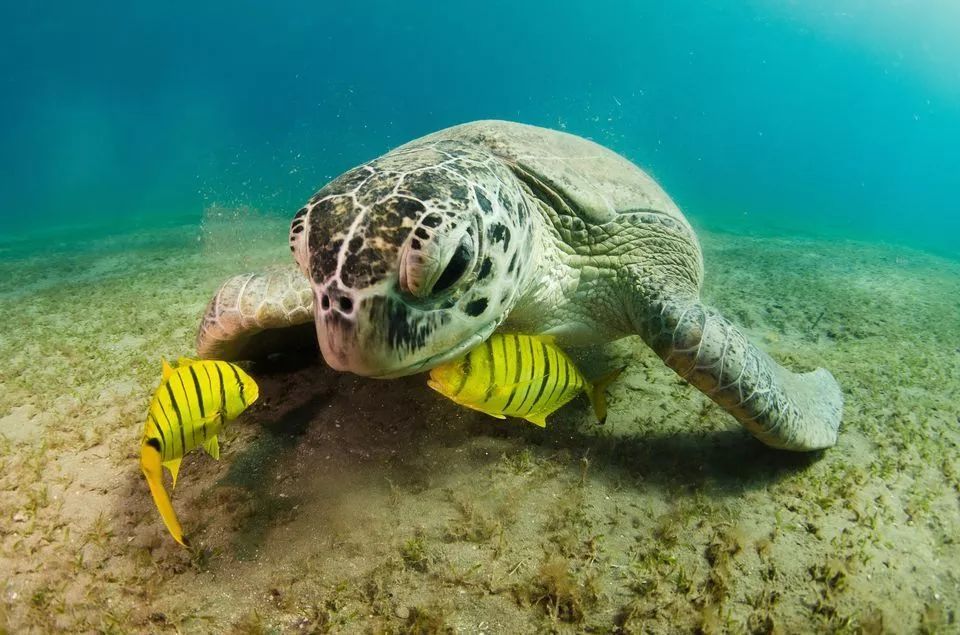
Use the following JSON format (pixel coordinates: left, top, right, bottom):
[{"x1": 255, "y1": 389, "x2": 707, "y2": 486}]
[
  {"x1": 197, "y1": 265, "x2": 316, "y2": 361},
  {"x1": 632, "y1": 289, "x2": 843, "y2": 451}
]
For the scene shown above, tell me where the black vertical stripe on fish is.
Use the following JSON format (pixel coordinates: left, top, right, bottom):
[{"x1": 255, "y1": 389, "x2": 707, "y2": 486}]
[
  {"x1": 497, "y1": 335, "x2": 509, "y2": 386},
  {"x1": 510, "y1": 335, "x2": 523, "y2": 384},
  {"x1": 157, "y1": 398, "x2": 179, "y2": 457},
  {"x1": 189, "y1": 366, "x2": 206, "y2": 418},
  {"x1": 176, "y1": 372, "x2": 201, "y2": 448},
  {"x1": 149, "y1": 412, "x2": 166, "y2": 449},
  {"x1": 478, "y1": 339, "x2": 496, "y2": 403},
  {"x1": 454, "y1": 353, "x2": 472, "y2": 396},
  {"x1": 542, "y1": 348, "x2": 563, "y2": 407},
  {"x1": 215, "y1": 363, "x2": 227, "y2": 416},
  {"x1": 228, "y1": 363, "x2": 246, "y2": 407},
  {"x1": 201, "y1": 363, "x2": 214, "y2": 411},
  {"x1": 516, "y1": 336, "x2": 538, "y2": 412},
  {"x1": 503, "y1": 335, "x2": 525, "y2": 410},
  {"x1": 481, "y1": 338, "x2": 506, "y2": 404},
  {"x1": 515, "y1": 340, "x2": 541, "y2": 415},
  {"x1": 196, "y1": 371, "x2": 208, "y2": 440},
  {"x1": 485, "y1": 339, "x2": 496, "y2": 390},
  {"x1": 525, "y1": 344, "x2": 552, "y2": 415},
  {"x1": 538, "y1": 346, "x2": 555, "y2": 408},
  {"x1": 452, "y1": 361, "x2": 468, "y2": 395},
  {"x1": 218, "y1": 362, "x2": 236, "y2": 402},
  {"x1": 159, "y1": 404, "x2": 177, "y2": 458},
  {"x1": 165, "y1": 383, "x2": 186, "y2": 454},
  {"x1": 556, "y1": 354, "x2": 571, "y2": 402},
  {"x1": 524, "y1": 336, "x2": 537, "y2": 381},
  {"x1": 175, "y1": 372, "x2": 195, "y2": 421},
  {"x1": 539, "y1": 347, "x2": 558, "y2": 409}
]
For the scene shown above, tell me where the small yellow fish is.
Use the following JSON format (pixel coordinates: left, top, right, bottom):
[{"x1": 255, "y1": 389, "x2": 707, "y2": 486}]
[
  {"x1": 140, "y1": 357, "x2": 259, "y2": 546},
  {"x1": 427, "y1": 334, "x2": 623, "y2": 427}
]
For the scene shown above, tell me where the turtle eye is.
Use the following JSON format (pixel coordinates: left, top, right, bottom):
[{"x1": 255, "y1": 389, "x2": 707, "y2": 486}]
[{"x1": 432, "y1": 232, "x2": 474, "y2": 294}]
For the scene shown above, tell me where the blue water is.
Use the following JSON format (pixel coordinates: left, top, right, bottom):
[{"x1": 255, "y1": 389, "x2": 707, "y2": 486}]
[{"x1": 2, "y1": 1, "x2": 958, "y2": 256}]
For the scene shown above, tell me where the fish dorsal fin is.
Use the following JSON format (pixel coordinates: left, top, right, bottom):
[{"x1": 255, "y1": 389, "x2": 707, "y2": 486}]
[
  {"x1": 161, "y1": 358, "x2": 175, "y2": 381},
  {"x1": 176, "y1": 356, "x2": 198, "y2": 367},
  {"x1": 524, "y1": 412, "x2": 548, "y2": 428},
  {"x1": 534, "y1": 333, "x2": 557, "y2": 346},
  {"x1": 163, "y1": 458, "x2": 182, "y2": 489},
  {"x1": 203, "y1": 435, "x2": 220, "y2": 460}
]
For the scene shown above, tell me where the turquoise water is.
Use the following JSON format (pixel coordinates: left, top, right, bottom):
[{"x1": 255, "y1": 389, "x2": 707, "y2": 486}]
[{"x1": 2, "y1": 1, "x2": 958, "y2": 256}]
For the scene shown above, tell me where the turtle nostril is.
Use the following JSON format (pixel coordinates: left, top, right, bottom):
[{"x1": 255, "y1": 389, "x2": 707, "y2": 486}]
[
  {"x1": 320, "y1": 294, "x2": 330, "y2": 311},
  {"x1": 339, "y1": 297, "x2": 353, "y2": 313}
]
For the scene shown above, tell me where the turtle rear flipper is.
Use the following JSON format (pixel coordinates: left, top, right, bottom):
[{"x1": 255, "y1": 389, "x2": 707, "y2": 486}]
[
  {"x1": 197, "y1": 265, "x2": 316, "y2": 361},
  {"x1": 635, "y1": 289, "x2": 842, "y2": 451}
]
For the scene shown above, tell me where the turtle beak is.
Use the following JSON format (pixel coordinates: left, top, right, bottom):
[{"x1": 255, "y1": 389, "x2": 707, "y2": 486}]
[
  {"x1": 315, "y1": 311, "x2": 364, "y2": 373},
  {"x1": 313, "y1": 292, "x2": 403, "y2": 376}
]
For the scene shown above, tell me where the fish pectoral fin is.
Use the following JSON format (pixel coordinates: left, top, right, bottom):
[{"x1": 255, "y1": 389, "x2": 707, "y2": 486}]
[
  {"x1": 202, "y1": 435, "x2": 220, "y2": 460},
  {"x1": 163, "y1": 458, "x2": 183, "y2": 489},
  {"x1": 524, "y1": 412, "x2": 548, "y2": 428},
  {"x1": 176, "y1": 356, "x2": 198, "y2": 367},
  {"x1": 587, "y1": 365, "x2": 626, "y2": 424},
  {"x1": 161, "y1": 358, "x2": 174, "y2": 381},
  {"x1": 201, "y1": 411, "x2": 222, "y2": 426}
]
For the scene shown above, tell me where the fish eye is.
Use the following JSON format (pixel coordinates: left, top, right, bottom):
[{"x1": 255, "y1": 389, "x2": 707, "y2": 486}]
[{"x1": 432, "y1": 233, "x2": 474, "y2": 294}]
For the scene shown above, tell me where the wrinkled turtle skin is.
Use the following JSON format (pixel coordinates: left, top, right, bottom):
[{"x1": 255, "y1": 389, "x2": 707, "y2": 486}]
[{"x1": 198, "y1": 120, "x2": 842, "y2": 451}]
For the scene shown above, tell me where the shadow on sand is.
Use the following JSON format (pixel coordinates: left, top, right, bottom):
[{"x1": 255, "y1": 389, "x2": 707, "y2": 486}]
[{"x1": 209, "y1": 354, "x2": 824, "y2": 555}]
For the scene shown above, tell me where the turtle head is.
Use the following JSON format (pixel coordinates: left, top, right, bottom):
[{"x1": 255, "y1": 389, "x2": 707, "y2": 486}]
[{"x1": 289, "y1": 142, "x2": 535, "y2": 378}]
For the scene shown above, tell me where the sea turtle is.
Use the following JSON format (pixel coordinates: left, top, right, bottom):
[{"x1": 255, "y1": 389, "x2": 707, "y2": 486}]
[{"x1": 197, "y1": 120, "x2": 842, "y2": 451}]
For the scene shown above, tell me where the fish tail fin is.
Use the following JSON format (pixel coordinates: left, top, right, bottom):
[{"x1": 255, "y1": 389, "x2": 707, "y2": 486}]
[
  {"x1": 140, "y1": 442, "x2": 187, "y2": 547},
  {"x1": 587, "y1": 366, "x2": 626, "y2": 424}
]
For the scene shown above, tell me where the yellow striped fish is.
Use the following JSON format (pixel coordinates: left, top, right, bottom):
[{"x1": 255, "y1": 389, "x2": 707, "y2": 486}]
[
  {"x1": 427, "y1": 334, "x2": 623, "y2": 427},
  {"x1": 140, "y1": 357, "x2": 259, "y2": 546}
]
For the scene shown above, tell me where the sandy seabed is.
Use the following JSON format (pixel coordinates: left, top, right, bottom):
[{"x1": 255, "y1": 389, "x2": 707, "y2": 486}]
[{"x1": 0, "y1": 212, "x2": 958, "y2": 634}]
